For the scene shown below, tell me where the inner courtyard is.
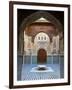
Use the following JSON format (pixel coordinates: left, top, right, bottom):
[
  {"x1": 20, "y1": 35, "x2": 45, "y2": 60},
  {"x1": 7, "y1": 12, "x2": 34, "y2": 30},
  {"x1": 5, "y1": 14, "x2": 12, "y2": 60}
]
[{"x1": 17, "y1": 11, "x2": 64, "y2": 81}]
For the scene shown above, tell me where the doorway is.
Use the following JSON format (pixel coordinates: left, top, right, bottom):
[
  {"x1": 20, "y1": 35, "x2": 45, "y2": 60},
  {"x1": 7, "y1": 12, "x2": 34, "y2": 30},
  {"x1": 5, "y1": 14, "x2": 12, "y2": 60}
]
[{"x1": 37, "y1": 49, "x2": 47, "y2": 64}]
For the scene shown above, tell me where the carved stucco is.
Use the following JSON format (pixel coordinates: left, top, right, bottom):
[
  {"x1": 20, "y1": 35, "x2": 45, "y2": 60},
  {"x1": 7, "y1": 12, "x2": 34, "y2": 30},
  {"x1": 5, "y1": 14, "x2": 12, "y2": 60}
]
[{"x1": 18, "y1": 11, "x2": 63, "y2": 54}]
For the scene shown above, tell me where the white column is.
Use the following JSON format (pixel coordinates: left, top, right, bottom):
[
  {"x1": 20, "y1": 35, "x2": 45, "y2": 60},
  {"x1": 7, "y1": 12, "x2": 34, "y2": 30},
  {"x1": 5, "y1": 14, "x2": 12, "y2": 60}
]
[{"x1": 56, "y1": 35, "x2": 59, "y2": 53}]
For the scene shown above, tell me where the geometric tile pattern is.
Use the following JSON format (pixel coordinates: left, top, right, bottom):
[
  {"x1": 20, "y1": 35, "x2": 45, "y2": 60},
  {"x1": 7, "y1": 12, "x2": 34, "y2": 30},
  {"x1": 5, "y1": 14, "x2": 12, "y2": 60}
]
[{"x1": 21, "y1": 64, "x2": 60, "y2": 80}]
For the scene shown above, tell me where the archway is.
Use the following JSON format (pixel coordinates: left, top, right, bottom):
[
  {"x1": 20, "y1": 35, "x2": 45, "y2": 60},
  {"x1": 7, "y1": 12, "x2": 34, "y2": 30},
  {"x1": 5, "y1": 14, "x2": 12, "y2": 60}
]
[
  {"x1": 18, "y1": 11, "x2": 63, "y2": 53},
  {"x1": 37, "y1": 49, "x2": 47, "y2": 64}
]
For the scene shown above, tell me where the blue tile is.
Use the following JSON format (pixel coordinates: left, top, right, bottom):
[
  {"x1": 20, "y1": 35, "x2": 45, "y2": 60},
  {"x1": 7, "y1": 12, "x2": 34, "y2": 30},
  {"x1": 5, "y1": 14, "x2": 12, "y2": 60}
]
[
  {"x1": 60, "y1": 56, "x2": 64, "y2": 78},
  {"x1": 60, "y1": 56, "x2": 64, "y2": 64},
  {"x1": 53, "y1": 56, "x2": 59, "y2": 64},
  {"x1": 17, "y1": 55, "x2": 64, "y2": 81},
  {"x1": 24, "y1": 56, "x2": 31, "y2": 64},
  {"x1": 17, "y1": 55, "x2": 23, "y2": 80},
  {"x1": 21, "y1": 64, "x2": 61, "y2": 81},
  {"x1": 47, "y1": 56, "x2": 52, "y2": 64},
  {"x1": 32, "y1": 56, "x2": 37, "y2": 64}
]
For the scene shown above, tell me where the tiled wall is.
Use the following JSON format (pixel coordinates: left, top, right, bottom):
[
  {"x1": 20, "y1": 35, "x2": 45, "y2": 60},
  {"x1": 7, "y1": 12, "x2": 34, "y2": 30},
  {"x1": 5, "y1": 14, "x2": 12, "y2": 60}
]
[
  {"x1": 60, "y1": 56, "x2": 64, "y2": 78},
  {"x1": 23, "y1": 55, "x2": 64, "y2": 64},
  {"x1": 17, "y1": 55, "x2": 23, "y2": 80},
  {"x1": 17, "y1": 55, "x2": 64, "y2": 80},
  {"x1": 23, "y1": 55, "x2": 64, "y2": 78}
]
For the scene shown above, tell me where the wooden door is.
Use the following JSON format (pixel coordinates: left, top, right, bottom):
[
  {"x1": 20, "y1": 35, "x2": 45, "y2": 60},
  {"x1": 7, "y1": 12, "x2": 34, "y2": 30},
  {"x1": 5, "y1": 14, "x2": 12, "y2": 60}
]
[{"x1": 37, "y1": 49, "x2": 47, "y2": 64}]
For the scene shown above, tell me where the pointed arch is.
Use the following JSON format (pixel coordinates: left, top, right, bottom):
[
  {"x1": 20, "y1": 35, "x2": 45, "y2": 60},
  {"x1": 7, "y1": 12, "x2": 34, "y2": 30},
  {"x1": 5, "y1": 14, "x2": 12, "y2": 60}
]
[
  {"x1": 18, "y1": 11, "x2": 63, "y2": 54},
  {"x1": 20, "y1": 11, "x2": 63, "y2": 32}
]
